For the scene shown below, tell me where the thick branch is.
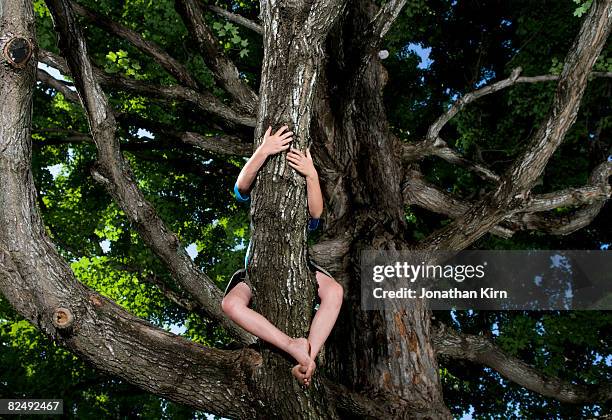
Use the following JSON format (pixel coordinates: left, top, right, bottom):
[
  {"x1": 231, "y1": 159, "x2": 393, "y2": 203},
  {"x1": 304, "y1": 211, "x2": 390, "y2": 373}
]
[
  {"x1": 44, "y1": 0, "x2": 254, "y2": 344},
  {"x1": 402, "y1": 171, "x2": 513, "y2": 238},
  {"x1": 206, "y1": 4, "x2": 262, "y2": 35},
  {"x1": 0, "y1": 0, "x2": 256, "y2": 416},
  {"x1": 506, "y1": 160, "x2": 612, "y2": 235},
  {"x1": 176, "y1": 0, "x2": 258, "y2": 113},
  {"x1": 0, "y1": 249, "x2": 258, "y2": 417},
  {"x1": 432, "y1": 323, "x2": 612, "y2": 404},
  {"x1": 71, "y1": 1, "x2": 200, "y2": 89},
  {"x1": 404, "y1": 160, "x2": 611, "y2": 238}
]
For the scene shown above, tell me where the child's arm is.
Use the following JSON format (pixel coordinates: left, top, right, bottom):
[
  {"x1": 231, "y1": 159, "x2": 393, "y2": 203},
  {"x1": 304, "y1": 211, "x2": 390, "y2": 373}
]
[
  {"x1": 235, "y1": 125, "x2": 293, "y2": 195},
  {"x1": 286, "y1": 147, "x2": 323, "y2": 219}
]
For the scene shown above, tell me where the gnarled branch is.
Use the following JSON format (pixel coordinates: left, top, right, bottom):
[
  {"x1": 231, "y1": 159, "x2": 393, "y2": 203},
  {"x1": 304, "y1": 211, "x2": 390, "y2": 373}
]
[
  {"x1": 432, "y1": 323, "x2": 612, "y2": 404},
  {"x1": 404, "y1": 159, "x2": 611, "y2": 238},
  {"x1": 419, "y1": 0, "x2": 612, "y2": 252},
  {"x1": 44, "y1": 0, "x2": 254, "y2": 343}
]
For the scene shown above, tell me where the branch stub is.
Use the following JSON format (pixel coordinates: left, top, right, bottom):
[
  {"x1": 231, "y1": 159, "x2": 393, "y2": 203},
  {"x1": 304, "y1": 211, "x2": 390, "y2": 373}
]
[
  {"x1": 2, "y1": 37, "x2": 33, "y2": 68},
  {"x1": 52, "y1": 307, "x2": 74, "y2": 330}
]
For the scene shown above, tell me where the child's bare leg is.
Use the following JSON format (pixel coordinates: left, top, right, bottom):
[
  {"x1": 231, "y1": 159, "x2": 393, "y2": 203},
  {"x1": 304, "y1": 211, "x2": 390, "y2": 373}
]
[
  {"x1": 303, "y1": 271, "x2": 343, "y2": 385},
  {"x1": 221, "y1": 282, "x2": 311, "y2": 368}
]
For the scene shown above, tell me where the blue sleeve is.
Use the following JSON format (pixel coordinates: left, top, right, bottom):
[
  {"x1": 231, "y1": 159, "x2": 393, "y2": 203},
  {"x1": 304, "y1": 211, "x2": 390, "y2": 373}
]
[
  {"x1": 233, "y1": 183, "x2": 250, "y2": 202},
  {"x1": 307, "y1": 218, "x2": 320, "y2": 232}
]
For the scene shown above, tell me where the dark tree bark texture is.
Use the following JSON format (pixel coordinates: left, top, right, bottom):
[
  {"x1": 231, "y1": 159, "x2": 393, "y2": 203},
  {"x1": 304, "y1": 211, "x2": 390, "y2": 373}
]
[{"x1": 1, "y1": 0, "x2": 611, "y2": 419}]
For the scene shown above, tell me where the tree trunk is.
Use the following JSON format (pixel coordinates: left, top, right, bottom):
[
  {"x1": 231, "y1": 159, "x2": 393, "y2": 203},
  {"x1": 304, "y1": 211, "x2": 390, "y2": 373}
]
[
  {"x1": 248, "y1": 1, "x2": 449, "y2": 417},
  {"x1": 307, "y1": 2, "x2": 451, "y2": 417},
  {"x1": 246, "y1": 1, "x2": 346, "y2": 418},
  {"x1": 2, "y1": 0, "x2": 611, "y2": 418}
]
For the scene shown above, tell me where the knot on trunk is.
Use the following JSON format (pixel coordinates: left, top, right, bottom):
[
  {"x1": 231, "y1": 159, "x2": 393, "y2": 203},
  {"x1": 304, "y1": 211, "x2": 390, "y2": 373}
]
[
  {"x1": 2, "y1": 37, "x2": 33, "y2": 68},
  {"x1": 52, "y1": 307, "x2": 75, "y2": 331}
]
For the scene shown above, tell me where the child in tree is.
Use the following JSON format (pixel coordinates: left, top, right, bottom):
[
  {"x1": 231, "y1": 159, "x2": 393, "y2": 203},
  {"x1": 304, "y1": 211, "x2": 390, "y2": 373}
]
[{"x1": 221, "y1": 125, "x2": 343, "y2": 387}]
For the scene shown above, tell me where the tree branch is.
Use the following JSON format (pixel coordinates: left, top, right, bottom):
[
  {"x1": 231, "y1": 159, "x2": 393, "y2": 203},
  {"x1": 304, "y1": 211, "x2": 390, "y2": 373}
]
[
  {"x1": 71, "y1": 1, "x2": 200, "y2": 89},
  {"x1": 403, "y1": 66, "x2": 612, "y2": 182},
  {"x1": 426, "y1": 67, "x2": 523, "y2": 141},
  {"x1": 404, "y1": 159, "x2": 611, "y2": 238},
  {"x1": 0, "y1": 246, "x2": 258, "y2": 417},
  {"x1": 419, "y1": 0, "x2": 612, "y2": 252},
  {"x1": 340, "y1": 1, "x2": 406, "y2": 101},
  {"x1": 402, "y1": 139, "x2": 501, "y2": 183},
  {"x1": 117, "y1": 113, "x2": 252, "y2": 156},
  {"x1": 434, "y1": 138, "x2": 499, "y2": 182},
  {"x1": 506, "y1": 160, "x2": 612, "y2": 235},
  {"x1": 425, "y1": 68, "x2": 612, "y2": 144},
  {"x1": 34, "y1": 73, "x2": 253, "y2": 157},
  {"x1": 38, "y1": 49, "x2": 256, "y2": 127},
  {"x1": 368, "y1": 0, "x2": 407, "y2": 43},
  {"x1": 179, "y1": 131, "x2": 252, "y2": 156},
  {"x1": 176, "y1": 0, "x2": 258, "y2": 113},
  {"x1": 36, "y1": 68, "x2": 81, "y2": 103},
  {"x1": 432, "y1": 323, "x2": 612, "y2": 404},
  {"x1": 35, "y1": 77, "x2": 253, "y2": 157},
  {"x1": 402, "y1": 170, "x2": 513, "y2": 238},
  {"x1": 206, "y1": 3, "x2": 262, "y2": 35},
  {"x1": 44, "y1": 0, "x2": 254, "y2": 344},
  {"x1": 0, "y1": 1, "x2": 256, "y2": 416}
]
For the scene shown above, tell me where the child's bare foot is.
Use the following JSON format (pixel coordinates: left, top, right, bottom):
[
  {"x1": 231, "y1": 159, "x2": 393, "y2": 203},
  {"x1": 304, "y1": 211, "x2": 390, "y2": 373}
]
[
  {"x1": 291, "y1": 363, "x2": 308, "y2": 384},
  {"x1": 287, "y1": 337, "x2": 310, "y2": 367},
  {"x1": 302, "y1": 358, "x2": 316, "y2": 387},
  {"x1": 287, "y1": 338, "x2": 311, "y2": 385}
]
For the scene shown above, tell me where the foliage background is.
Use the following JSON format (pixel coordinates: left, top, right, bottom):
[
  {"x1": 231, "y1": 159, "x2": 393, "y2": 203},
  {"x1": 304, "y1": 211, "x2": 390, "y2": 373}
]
[{"x1": 1, "y1": 0, "x2": 610, "y2": 418}]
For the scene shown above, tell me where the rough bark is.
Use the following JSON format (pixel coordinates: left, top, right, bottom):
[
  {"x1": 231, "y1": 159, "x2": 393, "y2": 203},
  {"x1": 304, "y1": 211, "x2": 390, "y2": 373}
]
[
  {"x1": 245, "y1": 1, "x2": 347, "y2": 418},
  {"x1": 308, "y1": 1, "x2": 450, "y2": 417},
  {"x1": 0, "y1": 1, "x2": 258, "y2": 418}
]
